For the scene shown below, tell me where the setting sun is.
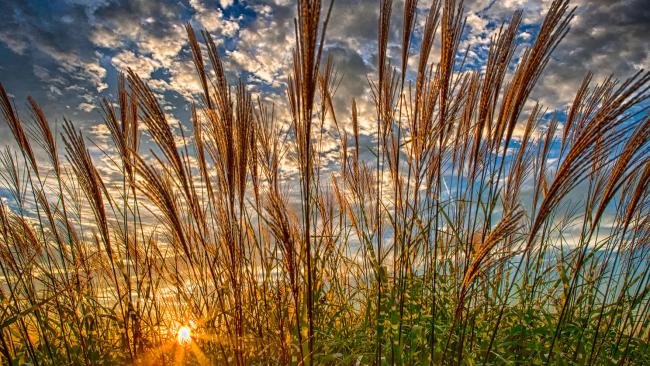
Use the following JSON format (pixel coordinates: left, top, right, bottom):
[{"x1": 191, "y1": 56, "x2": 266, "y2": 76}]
[{"x1": 177, "y1": 326, "x2": 191, "y2": 345}]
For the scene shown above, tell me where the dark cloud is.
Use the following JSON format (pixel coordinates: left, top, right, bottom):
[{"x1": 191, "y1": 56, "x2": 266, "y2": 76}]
[
  {"x1": 323, "y1": 46, "x2": 373, "y2": 115},
  {"x1": 533, "y1": 0, "x2": 650, "y2": 107},
  {"x1": 0, "y1": 0, "x2": 108, "y2": 121},
  {"x1": 91, "y1": 0, "x2": 186, "y2": 47},
  {"x1": 328, "y1": 0, "x2": 382, "y2": 45}
]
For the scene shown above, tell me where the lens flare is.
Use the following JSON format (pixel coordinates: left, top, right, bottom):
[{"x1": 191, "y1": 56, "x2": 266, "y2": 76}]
[{"x1": 177, "y1": 326, "x2": 191, "y2": 345}]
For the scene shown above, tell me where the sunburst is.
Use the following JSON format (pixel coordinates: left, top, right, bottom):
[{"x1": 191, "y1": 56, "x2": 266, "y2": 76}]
[{"x1": 177, "y1": 326, "x2": 191, "y2": 345}]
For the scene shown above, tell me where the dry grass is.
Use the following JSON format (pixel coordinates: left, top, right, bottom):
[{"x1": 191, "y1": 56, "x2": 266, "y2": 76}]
[{"x1": 1, "y1": 0, "x2": 650, "y2": 364}]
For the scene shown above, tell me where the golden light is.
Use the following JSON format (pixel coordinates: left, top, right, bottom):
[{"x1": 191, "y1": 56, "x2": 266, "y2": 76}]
[{"x1": 177, "y1": 326, "x2": 191, "y2": 345}]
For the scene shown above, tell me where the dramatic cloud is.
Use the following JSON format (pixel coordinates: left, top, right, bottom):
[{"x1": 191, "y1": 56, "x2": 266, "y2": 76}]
[
  {"x1": 0, "y1": 0, "x2": 647, "y2": 142},
  {"x1": 534, "y1": 0, "x2": 650, "y2": 106}
]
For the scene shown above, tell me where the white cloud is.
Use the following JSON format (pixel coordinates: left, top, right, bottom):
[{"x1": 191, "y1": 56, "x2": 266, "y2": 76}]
[
  {"x1": 78, "y1": 102, "x2": 96, "y2": 112},
  {"x1": 111, "y1": 49, "x2": 161, "y2": 77},
  {"x1": 90, "y1": 27, "x2": 124, "y2": 49}
]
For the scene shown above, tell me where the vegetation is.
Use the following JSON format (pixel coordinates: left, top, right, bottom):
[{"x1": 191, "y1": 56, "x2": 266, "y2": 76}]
[{"x1": 0, "y1": 0, "x2": 649, "y2": 364}]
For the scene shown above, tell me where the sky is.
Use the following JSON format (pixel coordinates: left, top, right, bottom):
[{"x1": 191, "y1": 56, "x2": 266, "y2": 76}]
[
  {"x1": 0, "y1": 0, "x2": 648, "y2": 177},
  {"x1": 0, "y1": 0, "x2": 648, "y2": 247}
]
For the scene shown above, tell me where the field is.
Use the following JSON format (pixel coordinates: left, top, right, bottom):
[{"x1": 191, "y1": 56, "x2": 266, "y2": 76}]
[{"x1": 0, "y1": 0, "x2": 649, "y2": 364}]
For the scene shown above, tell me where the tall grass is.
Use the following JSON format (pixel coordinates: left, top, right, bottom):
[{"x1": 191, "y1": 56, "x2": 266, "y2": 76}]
[{"x1": 1, "y1": 0, "x2": 650, "y2": 364}]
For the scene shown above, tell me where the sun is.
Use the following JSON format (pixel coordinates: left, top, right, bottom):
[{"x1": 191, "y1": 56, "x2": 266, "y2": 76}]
[{"x1": 177, "y1": 326, "x2": 191, "y2": 345}]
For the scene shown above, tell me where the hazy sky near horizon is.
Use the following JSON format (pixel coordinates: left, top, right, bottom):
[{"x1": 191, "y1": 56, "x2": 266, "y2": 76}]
[{"x1": 0, "y1": 0, "x2": 648, "y2": 146}]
